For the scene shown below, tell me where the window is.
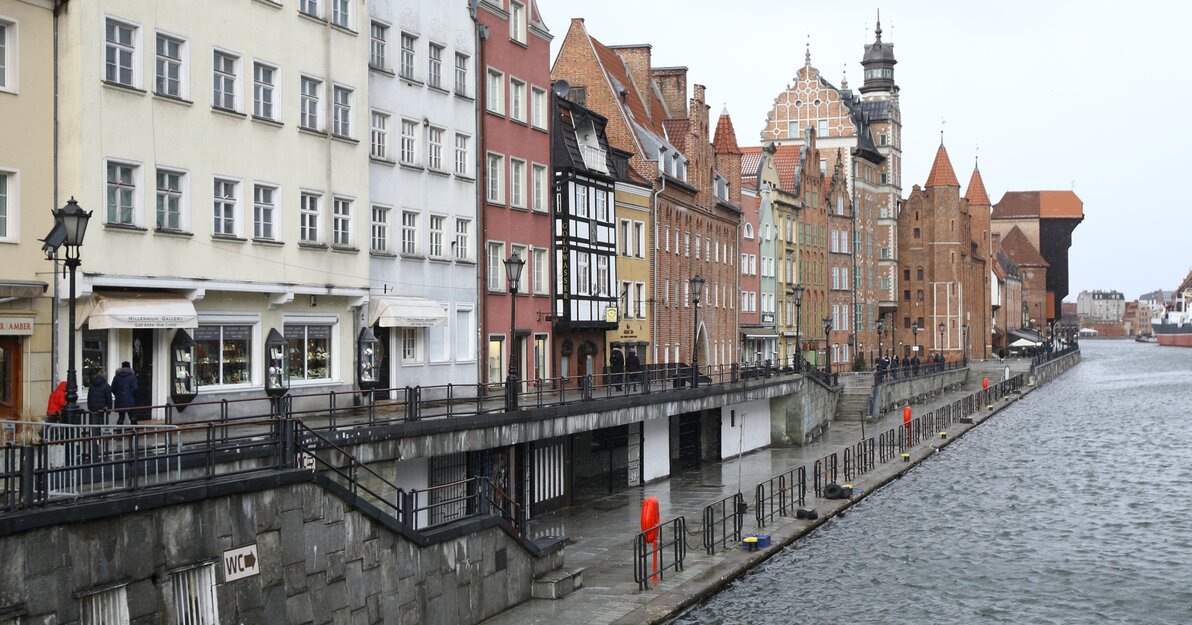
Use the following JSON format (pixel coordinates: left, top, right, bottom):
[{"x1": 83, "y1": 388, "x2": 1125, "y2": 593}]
[
  {"x1": 400, "y1": 33, "x2": 415, "y2": 79},
  {"x1": 332, "y1": 85, "x2": 352, "y2": 137},
  {"x1": 105, "y1": 19, "x2": 136, "y2": 87},
  {"x1": 284, "y1": 324, "x2": 332, "y2": 380},
  {"x1": 510, "y1": 1, "x2": 527, "y2": 43},
  {"x1": 486, "y1": 153, "x2": 504, "y2": 203},
  {"x1": 155, "y1": 34, "x2": 184, "y2": 97},
  {"x1": 427, "y1": 127, "x2": 444, "y2": 170},
  {"x1": 509, "y1": 159, "x2": 525, "y2": 207},
  {"x1": 369, "y1": 22, "x2": 387, "y2": 70},
  {"x1": 300, "y1": 192, "x2": 320, "y2": 243},
  {"x1": 454, "y1": 53, "x2": 469, "y2": 95},
  {"x1": 106, "y1": 162, "x2": 137, "y2": 225},
  {"x1": 300, "y1": 76, "x2": 321, "y2": 130},
  {"x1": 0, "y1": 22, "x2": 10, "y2": 91},
  {"x1": 574, "y1": 185, "x2": 588, "y2": 218},
  {"x1": 0, "y1": 172, "x2": 8, "y2": 240},
  {"x1": 595, "y1": 255, "x2": 609, "y2": 296},
  {"x1": 684, "y1": 232, "x2": 690, "y2": 257},
  {"x1": 635, "y1": 283, "x2": 645, "y2": 318},
  {"x1": 532, "y1": 248, "x2": 547, "y2": 294},
  {"x1": 155, "y1": 169, "x2": 184, "y2": 231},
  {"x1": 370, "y1": 206, "x2": 389, "y2": 253},
  {"x1": 331, "y1": 0, "x2": 350, "y2": 28},
  {"x1": 594, "y1": 189, "x2": 608, "y2": 221},
  {"x1": 253, "y1": 184, "x2": 276, "y2": 240},
  {"x1": 487, "y1": 337, "x2": 503, "y2": 383},
  {"x1": 212, "y1": 50, "x2": 238, "y2": 110},
  {"x1": 401, "y1": 328, "x2": 422, "y2": 362},
  {"x1": 916, "y1": 267, "x2": 924, "y2": 281},
  {"x1": 429, "y1": 215, "x2": 445, "y2": 257},
  {"x1": 511, "y1": 244, "x2": 529, "y2": 293},
  {"x1": 509, "y1": 78, "x2": 526, "y2": 122},
  {"x1": 817, "y1": 120, "x2": 828, "y2": 137},
  {"x1": 913, "y1": 227, "x2": 921, "y2": 239},
  {"x1": 194, "y1": 326, "x2": 252, "y2": 386},
  {"x1": 695, "y1": 235, "x2": 701, "y2": 259},
  {"x1": 299, "y1": 0, "x2": 320, "y2": 18},
  {"x1": 916, "y1": 289, "x2": 924, "y2": 302},
  {"x1": 486, "y1": 69, "x2": 504, "y2": 113},
  {"x1": 532, "y1": 164, "x2": 547, "y2": 212},
  {"x1": 400, "y1": 119, "x2": 418, "y2": 165},
  {"x1": 454, "y1": 133, "x2": 470, "y2": 176},
  {"x1": 252, "y1": 62, "x2": 276, "y2": 119},
  {"x1": 332, "y1": 197, "x2": 351, "y2": 246},
  {"x1": 454, "y1": 219, "x2": 470, "y2": 260},
  {"x1": 841, "y1": 231, "x2": 848, "y2": 251},
  {"x1": 401, "y1": 211, "x2": 417, "y2": 255},
  {"x1": 486, "y1": 242, "x2": 504, "y2": 290},
  {"x1": 575, "y1": 253, "x2": 590, "y2": 295},
  {"x1": 81, "y1": 584, "x2": 129, "y2": 625},
  {"x1": 428, "y1": 44, "x2": 443, "y2": 88},
  {"x1": 212, "y1": 178, "x2": 238, "y2": 236},
  {"x1": 531, "y1": 87, "x2": 547, "y2": 128},
  {"x1": 619, "y1": 221, "x2": 630, "y2": 256},
  {"x1": 370, "y1": 111, "x2": 389, "y2": 159}
]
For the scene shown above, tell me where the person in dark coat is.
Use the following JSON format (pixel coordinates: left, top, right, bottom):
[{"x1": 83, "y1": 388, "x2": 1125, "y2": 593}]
[
  {"x1": 625, "y1": 349, "x2": 642, "y2": 391},
  {"x1": 608, "y1": 348, "x2": 625, "y2": 391},
  {"x1": 111, "y1": 361, "x2": 139, "y2": 425},
  {"x1": 87, "y1": 369, "x2": 114, "y2": 424}
]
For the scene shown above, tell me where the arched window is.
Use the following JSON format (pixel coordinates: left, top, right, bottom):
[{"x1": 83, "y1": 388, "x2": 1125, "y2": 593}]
[
  {"x1": 744, "y1": 223, "x2": 754, "y2": 239},
  {"x1": 916, "y1": 267, "x2": 924, "y2": 281}
]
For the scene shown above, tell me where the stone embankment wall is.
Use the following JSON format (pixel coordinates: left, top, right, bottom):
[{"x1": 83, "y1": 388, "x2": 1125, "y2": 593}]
[
  {"x1": 1032, "y1": 350, "x2": 1082, "y2": 385},
  {"x1": 871, "y1": 368, "x2": 970, "y2": 417},
  {"x1": 770, "y1": 378, "x2": 839, "y2": 445},
  {"x1": 0, "y1": 480, "x2": 560, "y2": 625}
]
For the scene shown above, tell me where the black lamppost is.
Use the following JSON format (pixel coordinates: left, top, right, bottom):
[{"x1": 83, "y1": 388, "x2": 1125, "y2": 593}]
[
  {"x1": 938, "y1": 322, "x2": 945, "y2": 360},
  {"x1": 504, "y1": 252, "x2": 525, "y2": 411},
  {"x1": 823, "y1": 315, "x2": 833, "y2": 374},
  {"x1": 690, "y1": 275, "x2": 705, "y2": 388},
  {"x1": 962, "y1": 323, "x2": 969, "y2": 365},
  {"x1": 911, "y1": 321, "x2": 920, "y2": 358},
  {"x1": 876, "y1": 316, "x2": 884, "y2": 364},
  {"x1": 792, "y1": 284, "x2": 804, "y2": 372},
  {"x1": 50, "y1": 198, "x2": 92, "y2": 424}
]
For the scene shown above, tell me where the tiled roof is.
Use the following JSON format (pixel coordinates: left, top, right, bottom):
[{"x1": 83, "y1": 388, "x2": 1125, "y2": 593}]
[
  {"x1": 663, "y1": 119, "x2": 689, "y2": 153},
  {"x1": 740, "y1": 146, "x2": 763, "y2": 181},
  {"x1": 1000, "y1": 226, "x2": 1048, "y2": 267},
  {"x1": 712, "y1": 110, "x2": 742, "y2": 155},
  {"x1": 964, "y1": 166, "x2": 991, "y2": 205},
  {"x1": 925, "y1": 143, "x2": 959, "y2": 187},
  {"x1": 859, "y1": 99, "x2": 891, "y2": 121},
  {"x1": 991, "y1": 191, "x2": 1084, "y2": 220},
  {"x1": 587, "y1": 32, "x2": 666, "y2": 138}
]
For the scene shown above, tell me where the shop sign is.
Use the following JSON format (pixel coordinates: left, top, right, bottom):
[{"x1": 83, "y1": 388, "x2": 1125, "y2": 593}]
[{"x1": 0, "y1": 316, "x2": 35, "y2": 336}]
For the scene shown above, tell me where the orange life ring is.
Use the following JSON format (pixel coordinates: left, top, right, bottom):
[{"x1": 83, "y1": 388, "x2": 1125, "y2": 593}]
[
  {"x1": 641, "y1": 496, "x2": 660, "y2": 543},
  {"x1": 902, "y1": 405, "x2": 912, "y2": 424}
]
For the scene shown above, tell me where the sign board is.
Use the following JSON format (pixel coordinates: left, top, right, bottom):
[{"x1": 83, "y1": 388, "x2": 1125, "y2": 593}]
[
  {"x1": 0, "y1": 317, "x2": 35, "y2": 336},
  {"x1": 223, "y1": 544, "x2": 260, "y2": 582},
  {"x1": 298, "y1": 451, "x2": 317, "y2": 470}
]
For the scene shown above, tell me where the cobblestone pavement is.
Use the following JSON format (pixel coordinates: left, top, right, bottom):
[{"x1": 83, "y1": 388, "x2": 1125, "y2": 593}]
[{"x1": 480, "y1": 359, "x2": 1035, "y2": 625}]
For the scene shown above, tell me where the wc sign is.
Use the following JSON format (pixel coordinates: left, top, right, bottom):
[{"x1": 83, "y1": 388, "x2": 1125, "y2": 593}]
[{"x1": 223, "y1": 544, "x2": 260, "y2": 582}]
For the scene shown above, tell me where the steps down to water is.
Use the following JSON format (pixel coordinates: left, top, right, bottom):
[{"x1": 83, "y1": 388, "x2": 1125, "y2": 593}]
[
  {"x1": 532, "y1": 567, "x2": 584, "y2": 600},
  {"x1": 834, "y1": 374, "x2": 875, "y2": 421}
]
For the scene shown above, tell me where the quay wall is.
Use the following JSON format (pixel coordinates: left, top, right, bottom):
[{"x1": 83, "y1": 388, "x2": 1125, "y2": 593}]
[
  {"x1": 1032, "y1": 350, "x2": 1082, "y2": 385},
  {"x1": 871, "y1": 367, "x2": 970, "y2": 418},
  {"x1": 770, "y1": 378, "x2": 838, "y2": 446}
]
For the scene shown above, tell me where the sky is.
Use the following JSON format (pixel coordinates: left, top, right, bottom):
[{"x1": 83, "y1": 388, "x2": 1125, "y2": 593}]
[{"x1": 539, "y1": 0, "x2": 1192, "y2": 300}]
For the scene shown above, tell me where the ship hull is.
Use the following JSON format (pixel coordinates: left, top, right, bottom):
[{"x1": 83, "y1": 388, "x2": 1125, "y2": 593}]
[{"x1": 1154, "y1": 322, "x2": 1192, "y2": 347}]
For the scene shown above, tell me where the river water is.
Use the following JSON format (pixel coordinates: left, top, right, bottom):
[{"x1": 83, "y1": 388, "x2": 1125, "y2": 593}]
[{"x1": 673, "y1": 340, "x2": 1192, "y2": 625}]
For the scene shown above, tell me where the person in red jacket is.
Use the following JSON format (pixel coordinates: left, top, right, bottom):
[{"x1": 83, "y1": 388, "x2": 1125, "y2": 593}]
[{"x1": 45, "y1": 381, "x2": 67, "y2": 421}]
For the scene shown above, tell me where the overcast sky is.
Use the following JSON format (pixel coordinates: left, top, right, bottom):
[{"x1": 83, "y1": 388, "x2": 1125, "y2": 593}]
[{"x1": 541, "y1": 0, "x2": 1192, "y2": 300}]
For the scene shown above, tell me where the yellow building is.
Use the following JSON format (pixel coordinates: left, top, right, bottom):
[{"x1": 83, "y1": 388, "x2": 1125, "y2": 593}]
[
  {"x1": 0, "y1": 0, "x2": 54, "y2": 421},
  {"x1": 606, "y1": 171, "x2": 652, "y2": 364}
]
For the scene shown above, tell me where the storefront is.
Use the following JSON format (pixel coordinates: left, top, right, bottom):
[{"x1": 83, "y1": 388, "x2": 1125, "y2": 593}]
[
  {"x1": 0, "y1": 280, "x2": 50, "y2": 421},
  {"x1": 367, "y1": 295, "x2": 450, "y2": 394}
]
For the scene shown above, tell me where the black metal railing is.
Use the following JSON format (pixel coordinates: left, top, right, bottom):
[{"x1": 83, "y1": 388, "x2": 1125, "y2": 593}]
[
  {"x1": 843, "y1": 438, "x2": 876, "y2": 482},
  {"x1": 812, "y1": 452, "x2": 839, "y2": 497},
  {"x1": 878, "y1": 428, "x2": 898, "y2": 463},
  {"x1": 755, "y1": 465, "x2": 806, "y2": 528},
  {"x1": 702, "y1": 492, "x2": 746, "y2": 555},
  {"x1": 1031, "y1": 344, "x2": 1080, "y2": 369},
  {"x1": 873, "y1": 360, "x2": 965, "y2": 385},
  {"x1": 634, "y1": 515, "x2": 687, "y2": 590}
]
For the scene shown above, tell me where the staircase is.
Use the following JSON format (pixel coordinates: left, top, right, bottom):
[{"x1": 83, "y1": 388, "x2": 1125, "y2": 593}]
[{"x1": 834, "y1": 374, "x2": 874, "y2": 421}]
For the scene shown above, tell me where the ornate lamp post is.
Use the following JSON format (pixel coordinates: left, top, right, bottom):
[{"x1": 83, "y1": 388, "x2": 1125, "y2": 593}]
[
  {"x1": 51, "y1": 198, "x2": 92, "y2": 424},
  {"x1": 690, "y1": 275, "x2": 705, "y2": 388},
  {"x1": 823, "y1": 315, "x2": 833, "y2": 374},
  {"x1": 792, "y1": 283, "x2": 804, "y2": 372},
  {"x1": 962, "y1": 323, "x2": 969, "y2": 365},
  {"x1": 911, "y1": 321, "x2": 920, "y2": 358},
  {"x1": 938, "y1": 322, "x2": 946, "y2": 359},
  {"x1": 504, "y1": 252, "x2": 525, "y2": 411},
  {"x1": 876, "y1": 316, "x2": 885, "y2": 363}
]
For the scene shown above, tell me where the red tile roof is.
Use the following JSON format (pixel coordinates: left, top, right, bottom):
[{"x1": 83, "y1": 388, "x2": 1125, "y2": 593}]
[
  {"x1": 663, "y1": 119, "x2": 689, "y2": 153},
  {"x1": 964, "y1": 166, "x2": 991, "y2": 205},
  {"x1": 712, "y1": 110, "x2": 742, "y2": 155},
  {"x1": 587, "y1": 31, "x2": 666, "y2": 138},
  {"x1": 1000, "y1": 226, "x2": 1049, "y2": 267},
  {"x1": 925, "y1": 143, "x2": 960, "y2": 188},
  {"x1": 740, "y1": 146, "x2": 762, "y2": 181},
  {"x1": 991, "y1": 191, "x2": 1083, "y2": 220}
]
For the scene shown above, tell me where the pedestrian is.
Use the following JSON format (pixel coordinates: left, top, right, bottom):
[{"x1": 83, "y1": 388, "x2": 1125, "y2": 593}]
[
  {"x1": 609, "y1": 348, "x2": 625, "y2": 391},
  {"x1": 625, "y1": 348, "x2": 642, "y2": 391},
  {"x1": 87, "y1": 368, "x2": 114, "y2": 425},
  {"x1": 911, "y1": 354, "x2": 920, "y2": 375},
  {"x1": 111, "y1": 361, "x2": 139, "y2": 425},
  {"x1": 45, "y1": 380, "x2": 67, "y2": 422}
]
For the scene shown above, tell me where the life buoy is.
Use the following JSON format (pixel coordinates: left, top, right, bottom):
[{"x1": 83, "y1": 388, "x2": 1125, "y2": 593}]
[
  {"x1": 641, "y1": 496, "x2": 660, "y2": 543},
  {"x1": 902, "y1": 405, "x2": 912, "y2": 424},
  {"x1": 982, "y1": 377, "x2": 989, "y2": 390}
]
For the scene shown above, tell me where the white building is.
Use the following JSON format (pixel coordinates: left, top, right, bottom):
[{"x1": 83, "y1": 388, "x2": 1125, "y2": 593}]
[
  {"x1": 1076, "y1": 290, "x2": 1125, "y2": 323},
  {"x1": 55, "y1": 0, "x2": 372, "y2": 418},
  {"x1": 365, "y1": 0, "x2": 479, "y2": 392}
]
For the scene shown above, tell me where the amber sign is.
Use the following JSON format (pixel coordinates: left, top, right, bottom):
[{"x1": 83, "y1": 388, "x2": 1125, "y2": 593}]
[{"x1": 0, "y1": 317, "x2": 34, "y2": 336}]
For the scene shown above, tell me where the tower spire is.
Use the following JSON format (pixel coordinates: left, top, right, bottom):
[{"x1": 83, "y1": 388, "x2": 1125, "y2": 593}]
[
  {"x1": 805, "y1": 34, "x2": 811, "y2": 67},
  {"x1": 876, "y1": 9, "x2": 882, "y2": 42}
]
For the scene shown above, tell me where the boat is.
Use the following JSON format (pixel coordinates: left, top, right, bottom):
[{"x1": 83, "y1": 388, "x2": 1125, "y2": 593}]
[
  {"x1": 1151, "y1": 269, "x2": 1192, "y2": 347},
  {"x1": 1135, "y1": 335, "x2": 1157, "y2": 344}
]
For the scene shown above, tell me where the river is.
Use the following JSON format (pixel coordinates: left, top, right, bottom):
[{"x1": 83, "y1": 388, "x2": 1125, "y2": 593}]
[{"x1": 673, "y1": 340, "x2": 1192, "y2": 625}]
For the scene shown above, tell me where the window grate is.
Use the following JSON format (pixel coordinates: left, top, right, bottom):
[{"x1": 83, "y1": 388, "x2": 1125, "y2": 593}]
[
  {"x1": 171, "y1": 563, "x2": 218, "y2": 624},
  {"x1": 81, "y1": 585, "x2": 130, "y2": 625}
]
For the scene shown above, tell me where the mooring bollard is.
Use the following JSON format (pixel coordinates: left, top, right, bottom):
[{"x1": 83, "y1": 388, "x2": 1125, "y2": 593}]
[
  {"x1": 939, "y1": 431, "x2": 947, "y2": 439},
  {"x1": 901, "y1": 453, "x2": 910, "y2": 463}
]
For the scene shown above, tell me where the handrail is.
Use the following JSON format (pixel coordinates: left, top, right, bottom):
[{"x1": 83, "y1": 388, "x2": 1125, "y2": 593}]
[
  {"x1": 702, "y1": 492, "x2": 745, "y2": 555},
  {"x1": 754, "y1": 465, "x2": 806, "y2": 528},
  {"x1": 633, "y1": 515, "x2": 686, "y2": 590}
]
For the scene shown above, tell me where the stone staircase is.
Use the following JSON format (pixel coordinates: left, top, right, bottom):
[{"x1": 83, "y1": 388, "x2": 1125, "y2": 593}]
[{"x1": 834, "y1": 373, "x2": 874, "y2": 421}]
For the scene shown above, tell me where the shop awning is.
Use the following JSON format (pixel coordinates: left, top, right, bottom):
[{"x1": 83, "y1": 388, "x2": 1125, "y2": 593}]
[
  {"x1": 0, "y1": 280, "x2": 48, "y2": 299},
  {"x1": 742, "y1": 331, "x2": 779, "y2": 339},
  {"x1": 369, "y1": 296, "x2": 448, "y2": 328},
  {"x1": 1009, "y1": 328, "x2": 1043, "y2": 343},
  {"x1": 79, "y1": 293, "x2": 198, "y2": 330}
]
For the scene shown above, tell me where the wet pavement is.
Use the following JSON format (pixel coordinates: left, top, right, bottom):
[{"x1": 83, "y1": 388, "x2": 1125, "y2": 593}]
[{"x1": 480, "y1": 358, "x2": 1038, "y2": 625}]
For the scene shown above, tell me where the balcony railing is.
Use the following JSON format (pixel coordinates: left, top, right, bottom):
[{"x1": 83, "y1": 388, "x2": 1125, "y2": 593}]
[{"x1": 579, "y1": 144, "x2": 608, "y2": 173}]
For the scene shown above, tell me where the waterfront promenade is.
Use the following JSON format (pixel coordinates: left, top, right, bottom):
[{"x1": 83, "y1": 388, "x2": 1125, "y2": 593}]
[{"x1": 481, "y1": 359, "x2": 1039, "y2": 625}]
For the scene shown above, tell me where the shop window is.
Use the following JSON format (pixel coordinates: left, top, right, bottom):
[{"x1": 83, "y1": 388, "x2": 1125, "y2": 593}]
[
  {"x1": 284, "y1": 324, "x2": 332, "y2": 380},
  {"x1": 82, "y1": 329, "x2": 109, "y2": 388},
  {"x1": 194, "y1": 325, "x2": 252, "y2": 386}
]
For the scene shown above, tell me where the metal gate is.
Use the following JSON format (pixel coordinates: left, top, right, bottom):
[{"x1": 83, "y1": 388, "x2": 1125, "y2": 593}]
[
  {"x1": 428, "y1": 452, "x2": 469, "y2": 525},
  {"x1": 626, "y1": 421, "x2": 642, "y2": 487},
  {"x1": 530, "y1": 437, "x2": 568, "y2": 516}
]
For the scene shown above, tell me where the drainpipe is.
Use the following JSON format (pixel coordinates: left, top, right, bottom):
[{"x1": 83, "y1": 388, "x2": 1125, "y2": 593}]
[
  {"x1": 471, "y1": 3, "x2": 488, "y2": 385},
  {"x1": 649, "y1": 169, "x2": 666, "y2": 365},
  {"x1": 49, "y1": 1, "x2": 68, "y2": 386}
]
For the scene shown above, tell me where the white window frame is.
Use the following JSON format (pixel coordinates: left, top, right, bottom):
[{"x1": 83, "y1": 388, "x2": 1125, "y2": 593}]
[
  {"x1": 104, "y1": 160, "x2": 140, "y2": 227},
  {"x1": 454, "y1": 218, "x2": 471, "y2": 261},
  {"x1": 0, "y1": 19, "x2": 17, "y2": 93},
  {"x1": 530, "y1": 86, "x2": 547, "y2": 129},
  {"x1": 332, "y1": 196, "x2": 352, "y2": 246},
  {"x1": 331, "y1": 84, "x2": 353, "y2": 138},
  {"x1": 401, "y1": 327, "x2": 424, "y2": 363},
  {"x1": 634, "y1": 221, "x2": 645, "y2": 258},
  {"x1": 370, "y1": 110, "x2": 390, "y2": 160},
  {"x1": 428, "y1": 43, "x2": 443, "y2": 89},
  {"x1": 252, "y1": 183, "x2": 278, "y2": 241},
  {"x1": 299, "y1": 75, "x2": 323, "y2": 131},
  {"x1": 454, "y1": 52, "x2": 469, "y2": 96},
  {"x1": 212, "y1": 177, "x2": 240, "y2": 237},
  {"x1": 370, "y1": 205, "x2": 389, "y2": 253},
  {"x1": 285, "y1": 322, "x2": 337, "y2": 381},
  {"x1": 510, "y1": 1, "x2": 527, "y2": 44},
  {"x1": 299, "y1": 0, "x2": 320, "y2": 18},
  {"x1": 532, "y1": 247, "x2": 547, "y2": 294},
  {"x1": 428, "y1": 214, "x2": 445, "y2": 258},
  {"x1": 531, "y1": 163, "x2": 547, "y2": 212},
  {"x1": 454, "y1": 133, "x2": 471, "y2": 177},
  {"x1": 575, "y1": 253, "x2": 590, "y2": 295},
  {"x1": 330, "y1": 0, "x2": 351, "y2": 29},
  {"x1": 509, "y1": 158, "x2": 526, "y2": 208},
  {"x1": 509, "y1": 77, "x2": 526, "y2": 123},
  {"x1": 252, "y1": 60, "x2": 278, "y2": 121},
  {"x1": 212, "y1": 49, "x2": 240, "y2": 112},
  {"x1": 299, "y1": 191, "x2": 321, "y2": 243},
  {"x1": 104, "y1": 17, "x2": 140, "y2": 88},
  {"x1": 486, "y1": 241, "x2": 505, "y2": 291},
  {"x1": 154, "y1": 167, "x2": 187, "y2": 232},
  {"x1": 400, "y1": 210, "x2": 418, "y2": 255},
  {"x1": 154, "y1": 32, "x2": 187, "y2": 99},
  {"x1": 486, "y1": 68, "x2": 504, "y2": 114},
  {"x1": 486, "y1": 152, "x2": 504, "y2": 204},
  {"x1": 399, "y1": 32, "x2": 416, "y2": 80},
  {"x1": 400, "y1": 119, "x2": 418, "y2": 166},
  {"x1": 171, "y1": 563, "x2": 219, "y2": 625},
  {"x1": 427, "y1": 126, "x2": 444, "y2": 171},
  {"x1": 511, "y1": 244, "x2": 529, "y2": 293},
  {"x1": 0, "y1": 170, "x2": 16, "y2": 243},
  {"x1": 369, "y1": 21, "x2": 388, "y2": 71}
]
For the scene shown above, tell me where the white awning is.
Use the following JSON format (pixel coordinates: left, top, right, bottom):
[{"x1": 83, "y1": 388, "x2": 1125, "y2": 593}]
[
  {"x1": 743, "y1": 331, "x2": 779, "y2": 339},
  {"x1": 79, "y1": 293, "x2": 198, "y2": 330},
  {"x1": 369, "y1": 296, "x2": 449, "y2": 328}
]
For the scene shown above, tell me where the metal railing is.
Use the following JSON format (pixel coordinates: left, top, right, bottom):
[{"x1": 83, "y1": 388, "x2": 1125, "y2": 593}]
[
  {"x1": 812, "y1": 452, "x2": 839, "y2": 497},
  {"x1": 754, "y1": 465, "x2": 806, "y2": 528},
  {"x1": 702, "y1": 492, "x2": 746, "y2": 555},
  {"x1": 843, "y1": 438, "x2": 876, "y2": 482},
  {"x1": 873, "y1": 360, "x2": 965, "y2": 385},
  {"x1": 634, "y1": 515, "x2": 687, "y2": 591}
]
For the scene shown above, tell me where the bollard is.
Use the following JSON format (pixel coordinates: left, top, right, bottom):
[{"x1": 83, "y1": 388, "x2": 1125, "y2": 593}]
[
  {"x1": 901, "y1": 453, "x2": 910, "y2": 463},
  {"x1": 939, "y1": 431, "x2": 947, "y2": 439}
]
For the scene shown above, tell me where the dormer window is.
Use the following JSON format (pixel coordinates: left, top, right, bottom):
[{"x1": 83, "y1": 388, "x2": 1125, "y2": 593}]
[
  {"x1": 575, "y1": 118, "x2": 607, "y2": 174},
  {"x1": 715, "y1": 175, "x2": 729, "y2": 201}
]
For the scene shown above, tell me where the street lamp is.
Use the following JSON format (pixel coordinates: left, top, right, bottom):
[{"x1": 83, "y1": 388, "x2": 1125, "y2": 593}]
[
  {"x1": 911, "y1": 321, "x2": 920, "y2": 358},
  {"x1": 823, "y1": 315, "x2": 833, "y2": 374},
  {"x1": 938, "y1": 322, "x2": 945, "y2": 358},
  {"x1": 690, "y1": 275, "x2": 706, "y2": 388},
  {"x1": 504, "y1": 252, "x2": 526, "y2": 411},
  {"x1": 962, "y1": 323, "x2": 969, "y2": 365},
  {"x1": 49, "y1": 198, "x2": 92, "y2": 424},
  {"x1": 876, "y1": 315, "x2": 885, "y2": 363},
  {"x1": 792, "y1": 283, "x2": 804, "y2": 372}
]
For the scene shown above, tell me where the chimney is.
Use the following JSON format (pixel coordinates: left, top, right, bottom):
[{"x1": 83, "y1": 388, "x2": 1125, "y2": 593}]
[
  {"x1": 609, "y1": 45, "x2": 652, "y2": 113},
  {"x1": 650, "y1": 67, "x2": 688, "y2": 119}
]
